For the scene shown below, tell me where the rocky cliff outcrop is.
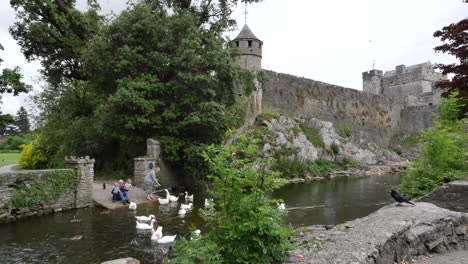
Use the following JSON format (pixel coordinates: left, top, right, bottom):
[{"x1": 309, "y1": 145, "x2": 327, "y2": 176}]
[
  {"x1": 285, "y1": 202, "x2": 468, "y2": 264},
  {"x1": 261, "y1": 116, "x2": 403, "y2": 165}
]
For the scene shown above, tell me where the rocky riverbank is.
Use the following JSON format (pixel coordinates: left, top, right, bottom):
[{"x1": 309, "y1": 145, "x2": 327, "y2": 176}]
[{"x1": 285, "y1": 162, "x2": 410, "y2": 184}]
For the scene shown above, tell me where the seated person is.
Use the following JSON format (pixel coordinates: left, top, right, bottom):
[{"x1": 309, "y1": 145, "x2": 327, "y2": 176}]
[{"x1": 112, "y1": 182, "x2": 128, "y2": 205}]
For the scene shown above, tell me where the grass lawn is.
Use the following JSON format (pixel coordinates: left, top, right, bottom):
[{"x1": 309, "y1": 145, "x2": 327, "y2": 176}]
[{"x1": 0, "y1": 152, "x2": 21, "y2": 167}]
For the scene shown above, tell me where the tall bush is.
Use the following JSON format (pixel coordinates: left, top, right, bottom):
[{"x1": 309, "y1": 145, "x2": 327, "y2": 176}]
[
  {"x1": 19, "y1": 134, "x2": 48, "y2": 169},
  {"x1": 171, "y1": 134, "x2": 293, "y2": 263},
  {"x1": 399, "y1": 92, "x2": 468, "y2": 198}
]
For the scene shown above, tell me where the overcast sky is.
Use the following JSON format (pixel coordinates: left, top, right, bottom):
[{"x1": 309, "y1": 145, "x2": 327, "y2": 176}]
[{"x1": 1, "y1": 0, "x2": 467, "y2": 115}]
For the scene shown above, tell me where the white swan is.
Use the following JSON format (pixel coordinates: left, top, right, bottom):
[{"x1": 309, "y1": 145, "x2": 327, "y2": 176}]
[
  {"x1": 151, "y1": 226, "x2": 163, "y2": 241},
  {"x1": 278, "y1": 203, "x2": 286, "y2": 210},
  {"x1": 136, "y1": 219, "x2": 156, "y2": 230},
  {"x1": 158, "y1": 196, "x2": 169, "y2": 205},
  {"x1": 157, "y1": 234, "x2": 177, "y2": 244},
  {"x1": 165, "y1": 189, "x2": 179, "y2": 202},
  {"x1": 205, "y1": 198, "x2": 214, "y2": 208},
  {"x1": 180, "y1": 203, "x2": 193, "y2": 210},
  {"x1": 178, "y1": 207, "x2": 187, "y2": 215},
  {"x1": 185, "y1": 191, "x2": 194, "y2": 201},
  {"x1": 135, "y1": 215, "x2": 155, "y2": 222},
  {"x1": 129, "y1": 202, "x2": 137, "y2": 210}
]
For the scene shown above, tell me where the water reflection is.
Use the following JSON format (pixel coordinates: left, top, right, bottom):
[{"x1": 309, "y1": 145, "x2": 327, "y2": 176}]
[
  {"x1": 0, "y1": 174, "x2": 400, "y2": 263},
  {"x1": 271, "y1": 174, "x2": 401, "y2": 226}
]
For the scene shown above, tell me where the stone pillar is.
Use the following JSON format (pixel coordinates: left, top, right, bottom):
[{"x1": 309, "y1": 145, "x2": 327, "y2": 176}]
[
  {"x1": 146, "y1": 138, "x2": 160, "y2": 159},
  {"x1": 65, "y1": 156, "x2": 95, "y2": 208},
  {"x1": 133, "y1": 157, "x2": 156, "y2": 187}
]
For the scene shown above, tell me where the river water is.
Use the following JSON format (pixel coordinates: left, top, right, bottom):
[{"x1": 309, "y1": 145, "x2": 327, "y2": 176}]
[{"x1": 0, "y1": 174, "x2": 400, "y2": 264}]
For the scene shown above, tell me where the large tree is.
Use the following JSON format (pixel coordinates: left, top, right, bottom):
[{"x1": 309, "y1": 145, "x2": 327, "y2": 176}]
[
  {"x1": 433, "y1": 0, "x2": 468, "y2": 103},
  {"x1": 0, "y1": 43, "x2": 30, "y2": 101},
  {"x1": 0, "y1": 112, "x2": 15, "y2": 136},
  {"x1": 9, "y1": 0, "x2": 103, "y2": 86},
  {"x1": 11, "y1": 0, "x2": 263, "y2": 171},
  {"x1": 15, "y1": 106, "x2": 30, "y2": 133}
]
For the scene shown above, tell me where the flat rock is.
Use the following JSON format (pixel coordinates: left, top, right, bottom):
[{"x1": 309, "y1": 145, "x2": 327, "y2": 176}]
[{"x1": 284, "y1": 202, "x2": 468, "y2": 264}]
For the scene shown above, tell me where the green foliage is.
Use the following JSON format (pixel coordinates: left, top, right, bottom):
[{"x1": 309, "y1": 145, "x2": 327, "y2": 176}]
[
  {"x1": 401, "y1": 134, "x2": 421, "y2": 149},
  {"x1": 300, "y1": 124, "x2": 325, "y2": 148},
  {"x1": 330, "y1": 143, "x2": 340, "y2": 155},
  {"x1": 256, "y1": 70, "x2": 269, "y2": 90},
  {"x1": 0, "y1": 43, "x2": 31, "y2": 99},
  {"x1": 273, "y1": 158, "x2": 341, "y2": 179},
  {"x1": 19, "y1": 134, "x2": 49, "y2": 169},
  {"x1": 273, "y1": 157, "x2": 309, "y2": 179},
  {"x1": 10, "y1": 170, "x2": 77, "y2": 207},
  {"x1": 0, "y1": 113, "x2": 15, "y2": 136},
  {"x1": 0, "y1": 134, "x2": 29, "y2": 151},
  {"x1": 338, "y1": 124, "x2": 352, "y2": 137},
  {"x1": 257, "y1": 108, "x2": 281, "y2": 122},
  {"x1": 15, "y1": 106, "x2": 30, "y2": 133},
  {"x1": 227, "y1": 96, "x2": 248, "y2": 129},
  {"x1": 19, "y1": 1, "x2": 263, "y2": 173},
  {"x1": 171, "y1": 134, "x2": 293, "y2": 263},
  {"x1": 399, "y1": 93, "x2": 468, "y2": 199}
]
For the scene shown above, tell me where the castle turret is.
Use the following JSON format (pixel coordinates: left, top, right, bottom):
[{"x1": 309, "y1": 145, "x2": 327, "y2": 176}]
[
  {"x1": 362, "y1": 69, "x2": 383, "y2": 95},
  {"x1": 232, "y1": 24, "x2": 263, "y2": 70}
]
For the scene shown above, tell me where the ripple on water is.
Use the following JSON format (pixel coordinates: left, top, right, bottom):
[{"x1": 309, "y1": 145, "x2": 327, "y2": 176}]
[{"x1": 0, "y1": 174, "x2": 401, "y2": 263}]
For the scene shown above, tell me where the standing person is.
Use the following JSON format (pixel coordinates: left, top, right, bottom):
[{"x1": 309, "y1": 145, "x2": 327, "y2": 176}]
[
  {"x1": 144, "y1": 163, "x2": 161, "y2": 200},
  {"x1": 123, "y1": 179, "x2": 132, "y2": 203}
]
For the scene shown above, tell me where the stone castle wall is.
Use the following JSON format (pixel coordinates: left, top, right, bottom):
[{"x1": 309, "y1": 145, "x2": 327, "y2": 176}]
[
  {"x1": 262, "y1": 70, "x2": 405, "y2": 146},
  {"x1": 262, "y1": 70, "x2": 439, "y2": 146},
  {"x1": 363, "y1": 62, "x2": 446, "y2": 106}
]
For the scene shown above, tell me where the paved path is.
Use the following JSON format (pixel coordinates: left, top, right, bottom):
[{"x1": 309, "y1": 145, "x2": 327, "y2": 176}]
[
  {"x1": 413, "y1": 251, "x2": 468, "y2": 264},
  {"x1": 92, "y1": 181, "x2": 162, "y2": 210},
  {"x1": 0, "y1": 164, "x2": 17, "y2": 174}
]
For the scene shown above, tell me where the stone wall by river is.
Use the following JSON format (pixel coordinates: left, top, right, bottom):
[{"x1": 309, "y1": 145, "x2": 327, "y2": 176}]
[
  {"x1": 0, "y1": 157, "x2": 95, "y2": 224},
  {"x1": 285, "y1": 180, "x2": 468, "y2": 264}
]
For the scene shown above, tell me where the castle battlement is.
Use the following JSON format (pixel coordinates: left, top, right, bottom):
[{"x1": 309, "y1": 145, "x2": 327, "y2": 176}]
[{"x1": 362, "y1": 61, "x2": 447, "y2": 106}]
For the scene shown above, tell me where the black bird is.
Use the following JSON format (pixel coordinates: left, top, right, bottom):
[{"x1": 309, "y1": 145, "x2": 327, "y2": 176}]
[{"x1": 390, "y1": 189, "x2": 415, "y2": 206}]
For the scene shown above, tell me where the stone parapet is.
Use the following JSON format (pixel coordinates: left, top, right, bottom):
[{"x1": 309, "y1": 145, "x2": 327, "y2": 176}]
[
  {"x1": 0, "y1": 169, "x2": 76, "y2": 224},
  {"x1": 285, "y1": 203, "x2": 468, "y2": 264},
  {"x1": 65, "y1": 156, "x2": 95, "y2": 208},
  {"x1": 417, "y1": 180, "x2": 468, "y2": 213}
]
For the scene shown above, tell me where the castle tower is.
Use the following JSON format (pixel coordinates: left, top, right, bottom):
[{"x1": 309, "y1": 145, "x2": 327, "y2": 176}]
[
  {"x1": 232, "y1": 24, "x2": 263, "y2": 70},
  {"x1": 362, "y1": 69, "x2": 383, "y2": 95}
]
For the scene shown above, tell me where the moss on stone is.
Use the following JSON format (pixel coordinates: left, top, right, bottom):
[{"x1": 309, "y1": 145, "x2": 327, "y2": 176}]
[{"x1": 10, "y1": 170, "x2": 77, "y2": 208}]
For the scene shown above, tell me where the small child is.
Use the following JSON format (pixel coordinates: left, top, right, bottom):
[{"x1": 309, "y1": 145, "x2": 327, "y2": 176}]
[
  {"x1": 111, "y1": 182, "x2": 124, "y2": 203},
  {"x1": 124, "y1": 179, "x2": 132, "y2": 203},
  {"x1": 124, "y1": 179, "x2": 132, "y2": 191}
]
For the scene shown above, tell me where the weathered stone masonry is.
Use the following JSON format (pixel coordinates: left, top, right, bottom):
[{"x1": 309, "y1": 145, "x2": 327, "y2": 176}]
[
  {"x1": 0, "y1": 156, "x2": 95, "y2": 224},
  {"x1": 262, "y1": 70, "x2": 403, "y2": 146},
  {"x1": 232, "y1": 25, "x2": 443, "y2": 147}
]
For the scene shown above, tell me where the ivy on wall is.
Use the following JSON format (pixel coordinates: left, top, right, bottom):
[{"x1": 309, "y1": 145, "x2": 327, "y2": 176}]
[{"x1": 10, "y1": 170, "x2": 78, "y2": 207}]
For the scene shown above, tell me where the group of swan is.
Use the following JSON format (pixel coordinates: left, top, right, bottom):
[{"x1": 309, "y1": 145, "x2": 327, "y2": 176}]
[
  {"x1": 132, "y1": 189, "x2": 207, "y2": 245},
  {"x1": 134, "y1": 213, "x2": 177, "y2": 244},
  {"x1": 159, "y1": 189, "x2": 195, "y2": 216}
]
